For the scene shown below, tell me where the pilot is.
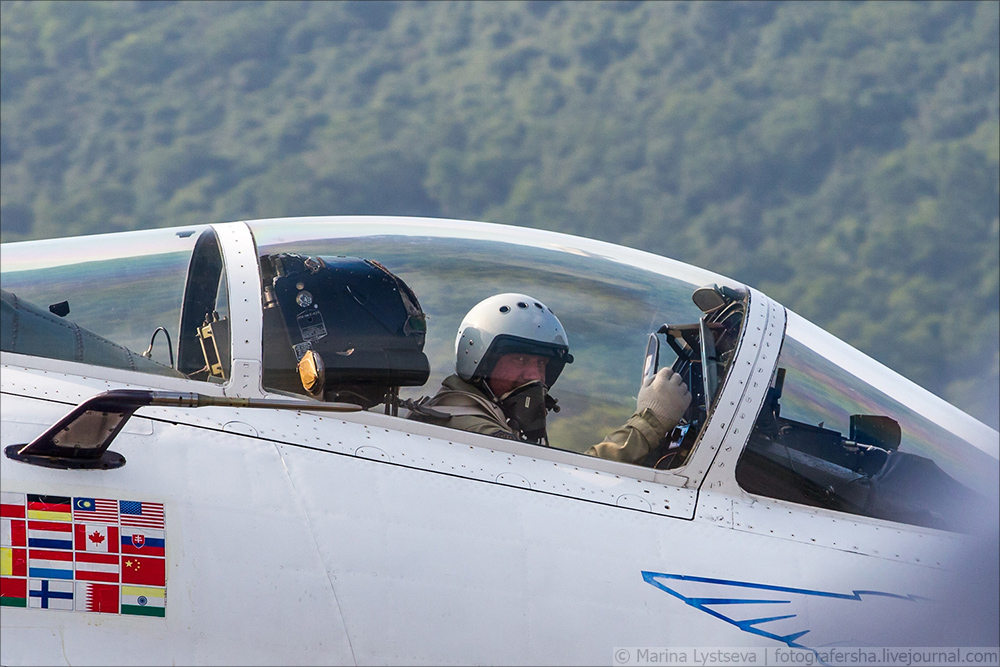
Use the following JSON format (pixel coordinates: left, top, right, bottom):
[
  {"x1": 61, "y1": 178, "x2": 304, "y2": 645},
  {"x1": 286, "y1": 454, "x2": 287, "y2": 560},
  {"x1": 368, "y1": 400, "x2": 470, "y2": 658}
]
[{"x1": 407, "y1": 293, "x2": 691, "y2": 465}]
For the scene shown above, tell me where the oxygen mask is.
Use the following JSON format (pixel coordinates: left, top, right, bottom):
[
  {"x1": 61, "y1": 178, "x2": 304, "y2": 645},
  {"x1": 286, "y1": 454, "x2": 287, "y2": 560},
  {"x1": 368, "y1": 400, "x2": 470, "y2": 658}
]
[{"x1": 498, "y1": 381, "x2": 560, "y2": 445}]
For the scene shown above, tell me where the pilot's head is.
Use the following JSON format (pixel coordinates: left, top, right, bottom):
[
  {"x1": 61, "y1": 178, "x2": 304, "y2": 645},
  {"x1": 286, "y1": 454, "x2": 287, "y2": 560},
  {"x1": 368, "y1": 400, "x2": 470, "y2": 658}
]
[{"x1": 455, "y1": 293, "x2": 573, "y2": 400}]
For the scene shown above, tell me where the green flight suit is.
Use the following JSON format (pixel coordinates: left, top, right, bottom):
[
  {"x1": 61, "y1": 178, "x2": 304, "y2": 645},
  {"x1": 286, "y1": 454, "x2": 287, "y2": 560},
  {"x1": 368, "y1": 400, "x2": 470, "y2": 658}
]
[{"x1": 408, "y1": 374, "x2": 670, "y2": 466}]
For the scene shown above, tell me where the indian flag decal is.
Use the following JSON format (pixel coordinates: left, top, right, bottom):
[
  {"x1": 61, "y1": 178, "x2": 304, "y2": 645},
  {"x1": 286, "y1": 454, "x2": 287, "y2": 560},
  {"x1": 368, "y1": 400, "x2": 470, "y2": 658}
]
[
  {"x1": 1, "y1": 491, "x2": 166, "y2": 618},
  {"x1": 121, "y1": 585, "x2": 166, "y2": 617}
]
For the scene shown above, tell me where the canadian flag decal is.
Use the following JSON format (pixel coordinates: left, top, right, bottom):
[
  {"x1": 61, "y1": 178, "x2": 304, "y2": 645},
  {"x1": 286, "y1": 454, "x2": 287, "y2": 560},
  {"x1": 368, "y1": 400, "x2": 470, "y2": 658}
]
[{"x1": 74, "y1": 524, "x2": 119, "y2": 554}]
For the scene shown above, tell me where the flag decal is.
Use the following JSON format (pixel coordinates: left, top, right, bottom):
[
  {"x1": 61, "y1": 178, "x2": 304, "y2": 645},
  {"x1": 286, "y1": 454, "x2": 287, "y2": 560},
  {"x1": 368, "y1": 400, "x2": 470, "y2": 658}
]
[{"x1": 1, "y1": 492, "x2": 165, "y2": 618}]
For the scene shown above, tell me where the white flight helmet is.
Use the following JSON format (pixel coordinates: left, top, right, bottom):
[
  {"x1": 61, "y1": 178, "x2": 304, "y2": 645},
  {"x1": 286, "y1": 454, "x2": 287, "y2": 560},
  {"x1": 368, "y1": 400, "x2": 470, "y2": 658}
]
[{"x1": 455, "y1": 293, "x2": 573, "y2": 387}]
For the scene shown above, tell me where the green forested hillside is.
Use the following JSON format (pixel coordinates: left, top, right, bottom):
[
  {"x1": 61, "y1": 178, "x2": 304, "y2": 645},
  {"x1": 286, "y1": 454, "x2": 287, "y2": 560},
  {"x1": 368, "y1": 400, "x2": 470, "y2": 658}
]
[{"x1": 1, "y1": 0, "x2": 998, "y2": 427}]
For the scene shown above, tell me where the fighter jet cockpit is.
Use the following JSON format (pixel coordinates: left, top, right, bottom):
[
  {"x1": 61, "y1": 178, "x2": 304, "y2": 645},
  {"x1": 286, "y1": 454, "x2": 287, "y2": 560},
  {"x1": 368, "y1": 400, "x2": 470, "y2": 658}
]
[
  {"x1": 245, "y1": 217, "x2": 722, "y2": 466},
  {"x1": 1, "y1": 217, "x2": 995, "y2": 536}
]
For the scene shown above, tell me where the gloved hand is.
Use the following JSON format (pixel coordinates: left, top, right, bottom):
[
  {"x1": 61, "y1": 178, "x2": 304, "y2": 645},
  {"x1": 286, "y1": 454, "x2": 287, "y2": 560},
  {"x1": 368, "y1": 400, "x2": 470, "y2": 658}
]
[{"x1": 636, "y1": 368, "x2": 691, "y2": 428}]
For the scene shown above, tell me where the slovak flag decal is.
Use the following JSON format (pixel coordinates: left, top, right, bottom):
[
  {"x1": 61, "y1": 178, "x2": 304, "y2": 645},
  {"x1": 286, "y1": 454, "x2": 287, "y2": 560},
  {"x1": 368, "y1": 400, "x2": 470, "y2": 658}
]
[{"x1": 120, "y1": 527, "x2": 165, "y2": 557}]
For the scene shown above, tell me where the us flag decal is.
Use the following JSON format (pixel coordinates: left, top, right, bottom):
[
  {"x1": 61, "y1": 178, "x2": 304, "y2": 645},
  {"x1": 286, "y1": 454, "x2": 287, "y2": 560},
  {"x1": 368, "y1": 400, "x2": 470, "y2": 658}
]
[{"x1": 1, "y1": 492, "x2": 166, "y2": 618}]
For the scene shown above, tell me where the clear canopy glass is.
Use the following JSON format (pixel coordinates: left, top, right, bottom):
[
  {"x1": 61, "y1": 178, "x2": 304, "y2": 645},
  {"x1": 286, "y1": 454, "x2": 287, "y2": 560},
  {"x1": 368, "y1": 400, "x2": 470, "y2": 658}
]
[{"x1": 249, "y1": 218, "x2": 711, "y2": 453}]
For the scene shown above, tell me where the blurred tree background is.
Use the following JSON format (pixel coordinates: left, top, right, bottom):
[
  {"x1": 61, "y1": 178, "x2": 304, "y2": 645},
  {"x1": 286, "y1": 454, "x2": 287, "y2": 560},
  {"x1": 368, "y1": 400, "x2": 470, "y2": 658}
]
[{"x1": 1, "y1": 0, "x2": 997, "y2": 427}]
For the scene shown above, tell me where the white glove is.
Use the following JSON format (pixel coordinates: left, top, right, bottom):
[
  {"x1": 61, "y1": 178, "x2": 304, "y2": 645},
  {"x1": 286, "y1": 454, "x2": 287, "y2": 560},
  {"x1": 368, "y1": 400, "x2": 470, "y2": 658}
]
[{"x1": 636, "y1": 368, "x2": 691, "y2": 428}]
